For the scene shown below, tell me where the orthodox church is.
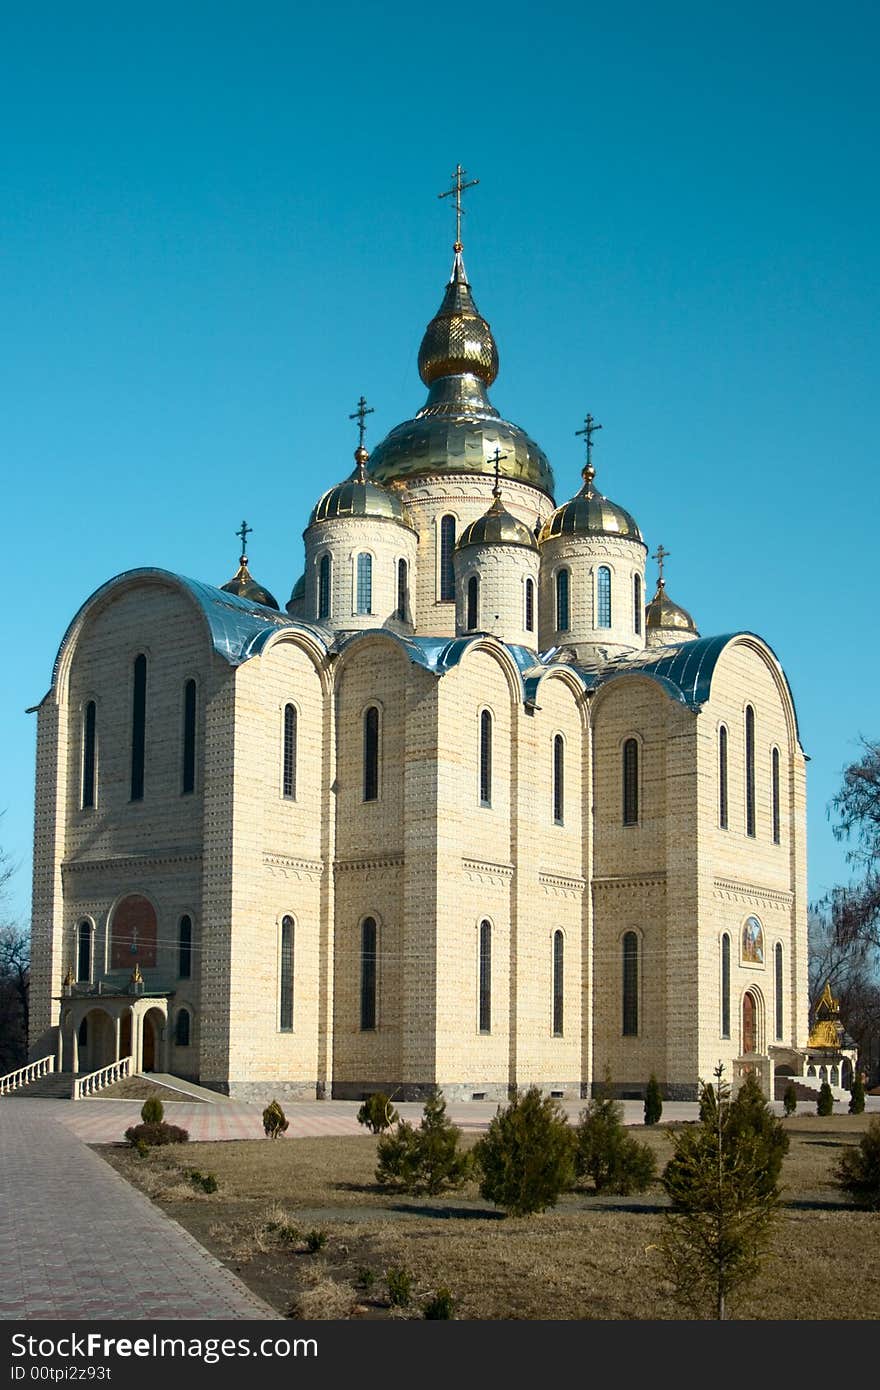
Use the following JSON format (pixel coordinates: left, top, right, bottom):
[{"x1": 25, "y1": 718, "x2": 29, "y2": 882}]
[{"x1": 28, "y1": 175, "x2": 810, "y2": 1102}]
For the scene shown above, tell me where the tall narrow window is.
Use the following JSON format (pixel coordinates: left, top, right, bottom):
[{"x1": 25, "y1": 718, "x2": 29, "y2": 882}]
[
  {"x1": 467, "y1": 575, "x2": 479, "y2": 631},
  {"x1": 633, "y1": 573, "x2": 642, "y2": 635},
  {"x1": 597, "y1": 566, "x2": 612, "y2": 628},
  {"x1": 525, "y1": 577, "x2": 535, "y2": 633},
  {"x1": 178, "y1": 915, "x2": 192, "y2": 980},
  {"x1": 76, "y1": 920, "x2": 91, "y2": 983},
  {"x1": 775, "y1": 942, "x2": 784, "y2": 1040},
  {"x1": 556, "y1": 568, "x2": 570, "y2": 632},
  {"x1": 318, "y1": 553, "x2": 331, "y2": 620},
  {"x1": 175, "y1": 1009, "x2": 191, "y2": 1047},
  {"x1": 721, "y1": 933, "x2": 731, "y2": 1038},
  {"x1": 479, "y1": 710, "x2": 492, "y2": 807},
  {"x1": 282, "y1": 704, "x2": 297, "y2": 799},
  {"x1": 363, "y1": 706, "x2": 379, "y2": 801},
  {"x1": 182, "y1": 680, "x2": 196, "y2": 795},
  {"x1": 553, "y1": 930, "x2": 564, "y2": 1036},
  {"x1": 360, "y1": 917, "x2": 377, "y2": 1030},
  {"x1": 553, "y1": 735, "x2": 564, "y2": 825},
  {"x1": 440, "y1": 515, "x2": 456, "y2": 600},
  {"x1": 130, "y1": 654, "x2": 146, "y2": 801},
  {"x1": 356, "y1": 553, "x2": 372, "y2": 614},
  {"x1": 622, "y1": 931, "x2": 639, "y2": 1036},
  {"x1": 771, "y1": 746, "x2": 781, "y2": 845},
  {"x1": 623, "y1": 738, "x2": 639, "y2": 825},
  {"x1": 81, "y1": 701, "x2": 96, "y2": 809},
  {"x1": 479, "y1": 920, "x2": 491, "y2": 1033},
  {"x1": 280, "y1": 916, "x2": 294, "y2": 1031},
  {"x1": 397, "y1": 558, "x2": 408, "y2": 622},
  {"x1": 719, "y1": 725, "x2": 729, "y2": 829},
  {"x1": 745, "y1": 705, "x2": 756, "y2": 837}
]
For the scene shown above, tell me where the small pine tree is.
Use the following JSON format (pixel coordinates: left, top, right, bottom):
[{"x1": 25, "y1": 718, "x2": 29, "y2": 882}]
[
  {"x1": 834, "y1": 1117, "x2": 880, "y2": 1210},
  {"x1": 357, "y1": 1091, "x2": 399, "y2": 1134},
  {"x1": 141, "y1": 1095, "x2": 164, "y2": 1125},
  {"x1": 375, "y1": 1091, "x2": 469, "y2": 1195},
  {"x1": 817, "y1": 1081, "x2": 834, "y2": 1116},
  {"x1": 576, "y1": 1078, "x2": 655, "y2": 1194},
  {"x1": 726, "y1": 1071, "x2": 788, "y2": 1187},
  {"x1": 849, "y1": 1074, "x2": 866, "y2": 1116},
  {"x1": 644, "y1": 1074, "x2": 663, "y2": 1126},
  {"x1": 262, "y1": 1099, "x2": 289, "y2": 1138},
  {"x1": 782, "y1": 1081, "x2": 798, "y2": 1117},
  {"x1": 474, "y1": 1086, "x2": 575, "y2": 1216}
]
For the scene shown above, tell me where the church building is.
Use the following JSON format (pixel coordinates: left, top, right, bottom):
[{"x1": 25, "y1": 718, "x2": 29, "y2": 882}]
[{"x1": 28, "y1": 173, "x2": 810, "y2": 1102}]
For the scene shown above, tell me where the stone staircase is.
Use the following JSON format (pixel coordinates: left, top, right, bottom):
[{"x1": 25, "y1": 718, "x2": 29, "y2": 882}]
[{"x1": 11, "y1": 1071, "x2": 78, "y2": 1100}]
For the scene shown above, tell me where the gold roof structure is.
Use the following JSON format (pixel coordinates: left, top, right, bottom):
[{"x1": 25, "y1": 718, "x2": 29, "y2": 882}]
[
  {"x1": 309, "y1": 447, "x2": 413, "y2": 528},
  {"x1": 221, "y1": 555, "x2": 280, "y2": 611},
  {"x1": 645, "y1": 578, "x2": 699, "y2": 636},
  {"x1": 457, "y1": 491, "x2": 539, "y2": 553},
  {"x1": 808, "y1": 982, "x2": 843, "y2": 1050},
  {"x1": 538, "y1": 462, "x2": 643, "y2": 543}
]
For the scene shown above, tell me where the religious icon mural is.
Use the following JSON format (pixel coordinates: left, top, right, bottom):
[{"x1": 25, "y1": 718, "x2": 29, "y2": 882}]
[{"x1": 742, "y1": 914, "x2": 764, "y2": 965}]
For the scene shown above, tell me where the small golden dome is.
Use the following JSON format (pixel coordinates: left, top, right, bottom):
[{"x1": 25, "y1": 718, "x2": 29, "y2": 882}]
[
  {"x1": 309, "y1": 449, "x2": 412, "y2": 528},
  {"x1": 457, "y1": 494, "x2": 539, "y2": 552},
  {"x1": 417, "y1": 252, "x2": 499, "y2": 387},
  {"x1": 221, "y1": 556, "x2": 280, "y2": 611},
  {"x1": 538, "y1": 465, "x2": 643, "y2": 543},
  {"x1": 645, "y1": 579, "x2": 698, "y2": 636}
]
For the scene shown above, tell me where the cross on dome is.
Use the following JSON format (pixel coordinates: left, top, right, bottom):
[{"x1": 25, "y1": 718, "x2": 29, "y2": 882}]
[
  {"x1": 349, "y1": 395, "x2": 374, "y2": 450},
  {"x1": 653, "y1": 543, "x2": 671, "y2": 585},
  {"x1": 439, "y1": 163, "x2": 479, "y2": 252},
  {"x1": 575, "y1": 413, "x2": 603, "y2": 486},
  {"x1": 235, "y1": 520, "x2": 252, "y2": 560}
]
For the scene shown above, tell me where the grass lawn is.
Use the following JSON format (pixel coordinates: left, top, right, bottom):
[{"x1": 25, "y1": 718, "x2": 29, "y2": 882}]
[{"x1": 97, "y1": 1112, "x2": 880, "y2": 1320}]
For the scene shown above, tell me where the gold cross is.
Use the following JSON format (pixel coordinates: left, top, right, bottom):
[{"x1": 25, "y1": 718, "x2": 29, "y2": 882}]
[
  {"x1": 439, "y1": 163, "x2": 479, "y2": 251},
  {"x1": 236, "y1": 520, "x2": 252, "y2": 557},
  {"x1": 488, "y1": 445, "x2": 508, "y2": 497},
  {"x1": 348, "y1": 395, "x2": 374, "y2": 450},
  {"x1": 653, "y1": 544, "x2": 670, "y2": 582},
  {"x1": 575, "y1": 413, "x2": 603, "y2": 469}
]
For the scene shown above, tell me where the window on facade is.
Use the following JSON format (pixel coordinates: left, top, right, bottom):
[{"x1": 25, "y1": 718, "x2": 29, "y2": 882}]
[
  {"x1": 556, "y1": 568, "x2": 570, "y2": 632},
  {"x1": 525, "y1": 577, "x2": 535, "y2": 633},
  {"x1": 283, "y1": 704, "x2": 297, "y2": 799},
  {"x1": 397, "y1": 558, "x2": 408, "y2": 622},
  {"x1": 356, "y1": 553, "x2": 372, "y2": 614},
  {"x1": 719, "y1": 725, "x2": 729, "y2": 829},
  {"x1": 130, "y1": 654, "x2": 147, "y2": 801},
  {"x1": 182, "y1": 680, "x2": 196, "y2": 795},
  {"x1": 280, "y1": 916, "x2": 294, "y2": 1031},
  {"x1": 775, "y1": 941, "x2": 783, "y2": 1040},
  {"x1": 479, "y1": 920, "x2": 491, "y2": 1033},
  {"x1": 597, "y1": 566, "x2": 612, "y2": 628},
  {"x1": 82, "y1": 701, "x2": 96, "y2": 809},
  {"x1": 745, "y1": 705, "x2": 756, "y2": 837},
  {"x1": 440, "y1": 515, "x2": 456, "y2": 600},
  {"x1": 178, "y1": 915, "x2": 192, "y2": 980},
  {"x1": 771, "y1": 746, "x2": 781, "y2": 845},
  {"x1": 721, "y1": 933, "x2": 731, "y2": 1038},
  {"x1": 363, "y1": 706, "x2": 379, "y2": 801},
  {"x1": 318, "y1": 554, "x2": 331, "y2": 620},
  {"x1": 633, "y1": 574, "x2": 642, "y2": 635},
  {"x1": 623, "y1": 738, "x2": 639, "y2": 825},
  {"x1": 467, "y1": 575, "x2": 479, "y2": 631},
  {"x1": 479, "y1": 710, "x2": 492, "y2": 807},
  {"x1": 77, "y1": 920, "x2": 91, "y2": 983},
  {"x1": 553, "y1": 930, "x2": 564, "y2": 1036},
  {"x1": 622, "y1": 931, "x2": 639, "y2": 1036},
  {"x1": 360, "y1": 917, "x2": 377, "y2": 1030},
  {"x1": 553, "y1": 735, "x2": 564, "y2": 825},
  {"x1": 175, "y1": 1009, "x2": 191, "y2": 1047}
]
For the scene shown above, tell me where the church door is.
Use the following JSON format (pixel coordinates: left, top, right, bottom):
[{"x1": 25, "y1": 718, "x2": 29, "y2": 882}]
[
  {"x1": 142, "y1": 1018, "x2": 156, "y2": 1071},
  {"x1": 742, "y1": 992, "x2": 756, "y2": 1054}
]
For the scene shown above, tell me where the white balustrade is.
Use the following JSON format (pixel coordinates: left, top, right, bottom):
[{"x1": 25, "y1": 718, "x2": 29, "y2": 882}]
[
  {"x1": 0, "y1": 1055, "x2": 56, "y2": 1095},
  {"x1": 71, "y1": 1055, "x2": 133, "y2": 1100}
]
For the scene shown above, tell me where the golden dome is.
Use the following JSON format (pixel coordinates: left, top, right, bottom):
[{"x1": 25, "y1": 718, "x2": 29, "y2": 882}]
[
  {"x1": 417, "y1": 252, "x2": 499, "y2": 387},
  {"x1": 221, "y1": 556, "x2": 279, "y2": 611},
  {"x1": 457, "y1": 493, "x2": 539, "y2": 552},
  {"x1": 645, "y1": 579, "x2": 698, "y2": 636},
  {"x1": 808, "y1": 982, "x2": 843, "y2": 1050},
  {"x1": 289, "y1": 572, "x2": 305, "y2": 602},
  {"x1": 538, "y1": 465, "x2": 643, "y2": 543},
  {"x1": 309, "y1": 448, "x2": 413, "y2": 528}
]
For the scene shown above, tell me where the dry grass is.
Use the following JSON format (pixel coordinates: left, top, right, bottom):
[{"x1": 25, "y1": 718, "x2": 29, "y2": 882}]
[
  {"x1": 93, "y1": 1076, "x2": 202, "y2": 1103},
  {"x1": 96, "y1": 1112, "x2": 880, "y2": 1320}
]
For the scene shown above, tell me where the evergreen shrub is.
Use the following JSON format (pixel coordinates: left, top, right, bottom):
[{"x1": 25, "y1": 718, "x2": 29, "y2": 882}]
[{"x1": 473, "y1": 1086, "x2": 575, "y2": 1216}]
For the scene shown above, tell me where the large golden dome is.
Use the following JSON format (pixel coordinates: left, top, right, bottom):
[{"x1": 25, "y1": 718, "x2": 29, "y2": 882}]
[
  {"x1": 538, "y1": 465, "x2": 643, "y2": 543},
  {"x1": 309, "y1": 448, "x2": 413, "y2": 528}
]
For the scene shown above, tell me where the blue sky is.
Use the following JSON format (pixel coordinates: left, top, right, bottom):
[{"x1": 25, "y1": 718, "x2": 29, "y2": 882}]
[{"x1": 1, "y1": 2, "x2": 878, "y2": 922}]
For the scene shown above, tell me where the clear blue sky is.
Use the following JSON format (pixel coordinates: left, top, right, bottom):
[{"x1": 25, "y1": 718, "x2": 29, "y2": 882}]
[{"x1": 2, "y1": 2, "x2": 877, "y2": 922}]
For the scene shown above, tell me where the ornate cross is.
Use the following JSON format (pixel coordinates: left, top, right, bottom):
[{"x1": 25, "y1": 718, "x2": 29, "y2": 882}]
[
  {"x1": 489, "y1": 445, "x2": 508, "y2": 497},
  {"x1": 653, "y1": 544, "x2": 670, "y2": 582},
  {"x1": 236, "y1": 520, "x2": 252, "y2": 557},
  {"x1": 349, "y1": 395, "x2": 374, "y2": 450},
  {"x1": 439, "y1": 163, "x2": 479, "y2": 250},
  {"x1": 575, "y1": 412, "x2": 603, "y2": 469}
]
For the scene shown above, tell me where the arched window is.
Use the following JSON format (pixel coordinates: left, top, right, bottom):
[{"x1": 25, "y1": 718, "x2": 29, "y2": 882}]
[
  {"x1": 76, "y1": 920, "x2": 92, "y2": 983},
  {"x1": 775, "y1": 942, "x2": 784, "y2": 1040},
  {"x1": 82, "y1": 701, "x2": 96, "y2": 809},
  {"x1": 318, "y1": 553, "x2": 331, "y2": 620},
  {"x1": 130, "y1": 654, "x2": 147, "y2": 801},
  {"x1": 553, "y1": 735, "x2": 564, "y2": 825},
  {"x1": 597, "y1": 566, "x2": 612, "y2": 628},
  {"x1": 363, "y1": 706, "x2": 379, "y2": 802},
  {"x1": 280, "y1": 915, "x2": 294, "y2": 1031},
  {"x1": 721, "y1": 933, "x2": 731, "y2": 1038},
  {"x1": 356, "y1": 553, "x2": 372, "y2": 614},
  {"x1": 479, "y1": 710, "x2": 492, "y2": 807},
  {"x1": 556, "y1": 568, "x2": 570, "y2": 632},
  {"x1": 479, "y1": 920, "x2": 491, "y2": 1033},
  {"x1": 745, "y1": 705, "x2": 756, "y2": 837},
  {"x1": 771, "y1": 746, "x2": 780, "y2": 845},
  {"x1": 525, "y1": 577, "x2": 535, "y2": 633},
  {"x1": 633, "y1": 574, "x2": 642, "y2": 635},
  {"x1": 622, "y1": 932, "x2": 639, "y2": 1036},
  {"x1": 397, "y1": 558, "x2": 408, "y2": 622},
  {"x1": 440, "y1": 515, "x2": 456, "y2": 601},
  {"x1": 360, "y1": 917, "x2": 377, "y2": 1030},
  {"x1": 623, "y1": 738, "x2": 639, "y2": 825},
  {"x1": 175, "y1": 1009, "x2": 191, "y2": 1047},
  {"x1": 182, "y1": 680, "x2": 196, "y2": 795},
  {"x1": 719, "y1": 725, "x2": 729, "y2": 829},
  {"x1": 553, "y1": 930, "x2": 564, "y2": 1036},
  {"x1": 467, "y1": 575, "x2": 479, "y2": 631},
  {"x1": 110, "y1": 894, "x2": 158, "y2": 969},
  {"x1": 178, "y1": 915, "x2": 192, "y2": 980},
  {"x1": 282, "y1": 704, "x2": 297, "y2": 799}
]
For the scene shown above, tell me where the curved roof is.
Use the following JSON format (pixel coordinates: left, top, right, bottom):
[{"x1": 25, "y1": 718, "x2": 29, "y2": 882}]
[{"x1": 539, "y1": 466, "x2": 643, "y2": 544}]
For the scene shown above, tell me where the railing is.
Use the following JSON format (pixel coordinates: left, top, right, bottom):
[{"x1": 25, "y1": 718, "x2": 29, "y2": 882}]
[
  {"x1": 72, "y1": 1055, "x2": 133, "y2": 1100},
  {"x1": 0, "y1": 1055, "x2": 56, "y2": 1095}
]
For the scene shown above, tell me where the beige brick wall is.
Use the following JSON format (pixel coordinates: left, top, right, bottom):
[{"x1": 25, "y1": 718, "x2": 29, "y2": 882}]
[{"x1": 538, "y1": 533, "x2": 648, "y2": 659}]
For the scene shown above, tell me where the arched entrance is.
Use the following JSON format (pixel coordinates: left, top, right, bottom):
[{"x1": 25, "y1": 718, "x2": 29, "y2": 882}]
[
  {"x1": 77, "y1": 1008, "x2": 115, "y2": 1072},
  {"x1": 141, "y1": 1006, "x2": 167, "y2": 1073},
  {"x1": 743, "y1": 992, "x2": 757, "y2": 1054}
]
